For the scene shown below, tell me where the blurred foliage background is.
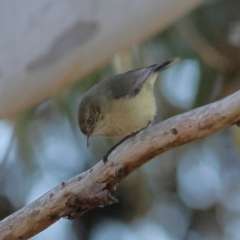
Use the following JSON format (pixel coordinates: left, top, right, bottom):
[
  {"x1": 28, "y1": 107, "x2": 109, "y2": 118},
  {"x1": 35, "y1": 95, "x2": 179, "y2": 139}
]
[{"x1": 1, "y1": 0, "x2": 240, "y2": 239}]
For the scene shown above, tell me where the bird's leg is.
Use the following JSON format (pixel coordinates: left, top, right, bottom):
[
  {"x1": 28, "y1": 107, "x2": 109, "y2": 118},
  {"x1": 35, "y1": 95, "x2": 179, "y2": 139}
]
[{"x1": 103, "y1": 120, "x2": 152, "y2": 163}]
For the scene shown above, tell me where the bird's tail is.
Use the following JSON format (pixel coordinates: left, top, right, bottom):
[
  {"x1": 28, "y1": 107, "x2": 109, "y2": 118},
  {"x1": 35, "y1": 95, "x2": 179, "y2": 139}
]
[{"x1": 153, "y1": 58, "x2": 180, "y2": 72}]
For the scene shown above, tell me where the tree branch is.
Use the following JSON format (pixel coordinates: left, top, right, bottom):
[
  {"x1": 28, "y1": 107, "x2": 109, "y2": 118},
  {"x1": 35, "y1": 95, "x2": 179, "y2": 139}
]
[{"x1": 1, "y1": 90, "x2": 240, "y2": 239}]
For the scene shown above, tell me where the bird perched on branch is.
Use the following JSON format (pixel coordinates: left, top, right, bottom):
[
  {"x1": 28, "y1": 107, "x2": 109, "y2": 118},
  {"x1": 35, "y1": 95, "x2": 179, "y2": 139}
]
[{"x1": 78, "y1": 58, "x2": 179, "y2": 162}]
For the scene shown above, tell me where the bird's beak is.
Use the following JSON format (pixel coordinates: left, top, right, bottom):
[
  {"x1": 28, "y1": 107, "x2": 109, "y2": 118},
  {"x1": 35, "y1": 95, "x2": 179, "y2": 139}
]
[{"x1": 87, "y1": 128, "x2": 94, "y2": 147}]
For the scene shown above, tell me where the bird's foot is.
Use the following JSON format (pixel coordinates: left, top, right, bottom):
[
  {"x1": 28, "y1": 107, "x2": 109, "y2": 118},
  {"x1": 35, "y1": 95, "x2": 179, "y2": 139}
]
[
  {"x1": 103, "y1": 151, "x2": 111, "y2": 164},
  {"x1": 102, "y1": 137, "x2": 128, "y2": 164},
  {"x1": 102, "y1": 120, "x2": 152, "y2": 164}
]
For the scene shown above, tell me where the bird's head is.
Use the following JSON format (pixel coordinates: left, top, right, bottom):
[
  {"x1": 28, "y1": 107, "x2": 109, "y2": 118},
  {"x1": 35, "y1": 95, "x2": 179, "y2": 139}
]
[{"x1": 78, "y1": 96, "x2": 101, "y2": 147}]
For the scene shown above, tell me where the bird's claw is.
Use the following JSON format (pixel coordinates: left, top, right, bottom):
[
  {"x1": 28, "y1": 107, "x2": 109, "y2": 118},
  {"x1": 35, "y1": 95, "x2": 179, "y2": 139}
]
[
  {"x1": 103, "y1": 155, "x2": 108, "y2": 164},
  {"x1": 103, "y1": 151, "x2": 111, "y2": 164},
  {"x1": 102, "y1": 121, "x2": 152, "y2": 165}
]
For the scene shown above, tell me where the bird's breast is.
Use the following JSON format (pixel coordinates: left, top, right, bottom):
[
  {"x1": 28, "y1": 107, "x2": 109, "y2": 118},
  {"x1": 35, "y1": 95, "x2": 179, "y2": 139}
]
[{"x1": 95, "y1": 83, "x2": 156, "y2": 138}]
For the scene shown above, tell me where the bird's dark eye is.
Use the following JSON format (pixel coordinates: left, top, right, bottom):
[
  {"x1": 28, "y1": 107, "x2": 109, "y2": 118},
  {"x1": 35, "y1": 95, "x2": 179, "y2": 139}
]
[{"x1": 87, "y1": 118, "x2": 93, "y2": 124}]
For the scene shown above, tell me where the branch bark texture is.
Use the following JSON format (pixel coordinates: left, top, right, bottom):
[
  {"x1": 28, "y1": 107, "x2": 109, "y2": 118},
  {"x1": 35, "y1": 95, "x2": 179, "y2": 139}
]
[{"x1": 1, "y1": 90, "x2": 240, "y2": 239}]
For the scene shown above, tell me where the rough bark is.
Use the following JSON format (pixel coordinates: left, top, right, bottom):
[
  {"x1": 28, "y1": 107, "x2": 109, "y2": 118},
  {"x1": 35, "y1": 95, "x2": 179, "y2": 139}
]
[{"x1": 0, "y1": 90, "x2": 240, "y2": 239}]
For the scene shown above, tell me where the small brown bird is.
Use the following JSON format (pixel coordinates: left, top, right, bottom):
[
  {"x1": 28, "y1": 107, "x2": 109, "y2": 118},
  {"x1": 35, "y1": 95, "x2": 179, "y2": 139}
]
[{"x1": 78, "y1": 58, "x2": 179, "y2": 162}]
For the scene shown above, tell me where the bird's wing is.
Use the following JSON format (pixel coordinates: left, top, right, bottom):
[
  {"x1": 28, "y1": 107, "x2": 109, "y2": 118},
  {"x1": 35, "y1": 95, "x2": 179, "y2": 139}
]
[
  {"x1": 107, "y1": 64, "x2": 157, "y2": 99},
  {"x1": 106, "y1": 58, "x2": 179, "y2": 99}
]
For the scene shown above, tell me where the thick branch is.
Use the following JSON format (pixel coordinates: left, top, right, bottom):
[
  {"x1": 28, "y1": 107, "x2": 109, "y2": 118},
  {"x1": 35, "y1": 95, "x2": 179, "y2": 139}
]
[{"x1": 1, "y1": 90, "x2": 240, "y2": 239}]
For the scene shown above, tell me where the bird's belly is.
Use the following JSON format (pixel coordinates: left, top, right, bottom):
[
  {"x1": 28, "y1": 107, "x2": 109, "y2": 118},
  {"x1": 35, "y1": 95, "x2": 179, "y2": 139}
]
[{"x1": 100, "y1": 86, "x2": 156, "y2": 138}]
